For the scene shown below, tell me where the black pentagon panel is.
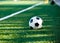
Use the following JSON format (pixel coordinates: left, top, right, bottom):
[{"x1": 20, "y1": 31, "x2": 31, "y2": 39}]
[
  {"x1": 36, "y1": 17, "x2": 40, "y2": 20},
  {"x1": 51, "y1": 0, "x2": 55, "y2": 5},
  {"x1": 30, "y1": 19, "x2": 33, "y2": 23},
  {"x1": 36, "y1": 17, "x2": 39, "y2": 20},
  {"x1": 35, "y1": 23, "x2": 39, "y2": 27},
  {"x1": 30, "y1": 26, "x2": 33, "y2": 29}
]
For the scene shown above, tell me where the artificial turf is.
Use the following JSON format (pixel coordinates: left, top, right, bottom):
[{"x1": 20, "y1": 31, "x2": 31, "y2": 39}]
[{"x1": 0, "y1": 1, "x2": 60, "y2": 43}]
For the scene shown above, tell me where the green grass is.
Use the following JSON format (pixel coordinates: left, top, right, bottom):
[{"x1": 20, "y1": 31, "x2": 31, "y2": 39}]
[{"x1": 0, "y1": 2, "x2": 60, "y2": 43}]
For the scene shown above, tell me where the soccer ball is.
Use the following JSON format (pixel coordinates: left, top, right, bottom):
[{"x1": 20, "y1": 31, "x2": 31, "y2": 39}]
[
  {"x1": 29, "y1": 16, "x2": 43, "y2": 29},
  {"x1": 50, "y1": 0, "x2": 60, "y2": 6},
  {"x1": 54, "y1": 0, "x2": 60, "y2": 6}
]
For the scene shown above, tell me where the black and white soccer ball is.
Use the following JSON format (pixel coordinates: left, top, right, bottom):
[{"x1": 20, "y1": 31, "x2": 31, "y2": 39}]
[
  {"x1": 29, "y1": 16, "x2": 43, "y2": 29},
  {"x1": 51, "y1": 0, "x2": 60, "y2": 6}
]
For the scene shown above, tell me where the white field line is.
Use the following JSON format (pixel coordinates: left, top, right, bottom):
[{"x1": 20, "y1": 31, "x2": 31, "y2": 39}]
[{"x1": 0, "y1": 1, "x2": 48, "y2": 21}]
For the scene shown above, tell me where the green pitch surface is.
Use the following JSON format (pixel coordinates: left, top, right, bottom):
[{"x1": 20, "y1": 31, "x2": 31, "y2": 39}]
[{"x1": 0, "y1": 1, "x2": 60, "y2": 43}]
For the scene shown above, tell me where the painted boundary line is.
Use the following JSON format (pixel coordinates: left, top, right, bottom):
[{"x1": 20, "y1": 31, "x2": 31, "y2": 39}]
[{"x1": 0, "y1": 1, "x2": 48, "y2": 21}]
